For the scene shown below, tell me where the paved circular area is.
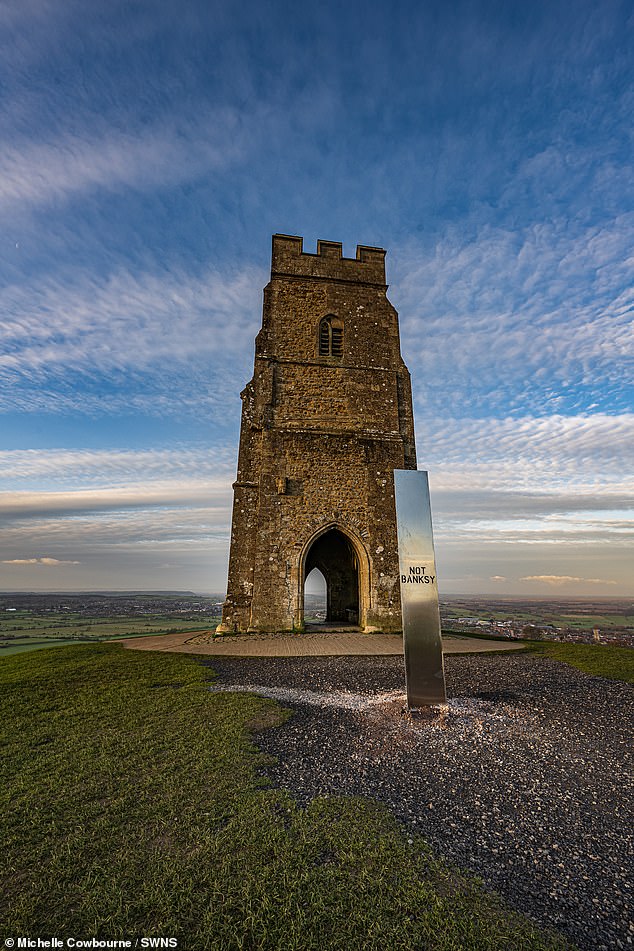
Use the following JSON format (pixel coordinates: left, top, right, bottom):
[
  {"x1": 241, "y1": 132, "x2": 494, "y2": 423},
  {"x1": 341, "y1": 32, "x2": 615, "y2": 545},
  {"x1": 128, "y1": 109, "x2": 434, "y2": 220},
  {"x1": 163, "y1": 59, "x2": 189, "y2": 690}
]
[{"x1": 119, "y1": 629, "x2": 526, "y2": 656}]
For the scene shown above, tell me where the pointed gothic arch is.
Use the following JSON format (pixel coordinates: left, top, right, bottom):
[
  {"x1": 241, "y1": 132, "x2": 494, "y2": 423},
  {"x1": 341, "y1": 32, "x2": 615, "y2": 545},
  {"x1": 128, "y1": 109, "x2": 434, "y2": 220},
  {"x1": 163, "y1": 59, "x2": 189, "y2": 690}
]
[{"x1": 297, "y1": 522, "x2": 371, "y2": 629}]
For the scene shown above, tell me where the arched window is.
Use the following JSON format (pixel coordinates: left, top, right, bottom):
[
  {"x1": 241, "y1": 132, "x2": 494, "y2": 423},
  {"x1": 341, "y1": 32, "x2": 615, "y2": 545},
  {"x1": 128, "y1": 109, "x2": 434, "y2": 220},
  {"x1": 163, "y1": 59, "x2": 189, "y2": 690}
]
[{"x1": 318, "y1": 316, "x2": 344, "y2": 358}]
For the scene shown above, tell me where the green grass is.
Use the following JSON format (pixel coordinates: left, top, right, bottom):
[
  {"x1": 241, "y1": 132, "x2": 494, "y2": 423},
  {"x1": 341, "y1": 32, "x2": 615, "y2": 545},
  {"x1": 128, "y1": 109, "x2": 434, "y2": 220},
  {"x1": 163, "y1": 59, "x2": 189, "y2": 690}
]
[
  {"x1": 0, "y1": 644, "x2": 572, "y2": 950},
  {"x1": 549, "y1": 613, "x2": 633, "y2": 630},
  {"x1": 524, "y1": 641, "x2": 634, "y2": 684},
  {"x1": 442, "y1": 628, "x2": 515, "y2": 642}
]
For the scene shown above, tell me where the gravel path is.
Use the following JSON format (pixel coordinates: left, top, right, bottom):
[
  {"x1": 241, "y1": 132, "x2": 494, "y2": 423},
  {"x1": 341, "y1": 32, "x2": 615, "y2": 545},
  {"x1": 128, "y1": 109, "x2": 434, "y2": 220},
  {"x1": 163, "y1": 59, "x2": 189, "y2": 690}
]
[{"x1": 202, "y1": 653, "x2": 633, "y2": 951}]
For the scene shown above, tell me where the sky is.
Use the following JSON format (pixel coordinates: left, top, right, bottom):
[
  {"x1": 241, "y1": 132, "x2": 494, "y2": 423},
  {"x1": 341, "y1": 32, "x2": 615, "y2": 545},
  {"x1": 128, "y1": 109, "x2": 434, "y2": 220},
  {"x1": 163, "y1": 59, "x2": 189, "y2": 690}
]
[{"x1": 1, "y1": 0, "x2": 632, "y2": 597}]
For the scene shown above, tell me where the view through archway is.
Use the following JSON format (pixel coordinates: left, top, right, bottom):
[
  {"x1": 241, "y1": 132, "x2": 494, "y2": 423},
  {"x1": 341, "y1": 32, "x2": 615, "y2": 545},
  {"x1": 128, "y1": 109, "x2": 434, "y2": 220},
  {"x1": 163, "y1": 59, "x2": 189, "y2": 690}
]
[
  {"x1": 304, "y1": 567, "x2": 327, "y2": 622},
  {"x1": 304, "y1": 528, "x2": 359, "y2": 626}
]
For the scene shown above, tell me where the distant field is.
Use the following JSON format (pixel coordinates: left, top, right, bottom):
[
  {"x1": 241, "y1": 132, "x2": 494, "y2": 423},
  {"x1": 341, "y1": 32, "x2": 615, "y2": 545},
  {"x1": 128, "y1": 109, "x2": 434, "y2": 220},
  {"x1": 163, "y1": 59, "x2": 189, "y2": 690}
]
[
  {"x1": 0, "y1": 611, "x2": 220, "y2": 656},
  {"x1": 2, "y1": 594, "x2": 632, "y2": 657},
  {"x1": 551, "y1": 613, "x2": 632, "y2": 629}
]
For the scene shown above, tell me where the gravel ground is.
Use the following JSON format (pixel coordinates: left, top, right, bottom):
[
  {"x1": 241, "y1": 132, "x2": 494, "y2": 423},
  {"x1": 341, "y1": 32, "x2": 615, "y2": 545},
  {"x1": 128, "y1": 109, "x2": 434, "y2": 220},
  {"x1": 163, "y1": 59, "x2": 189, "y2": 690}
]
[{"x1": 202, "y1": 652, "x2": 633, "y2": 951}]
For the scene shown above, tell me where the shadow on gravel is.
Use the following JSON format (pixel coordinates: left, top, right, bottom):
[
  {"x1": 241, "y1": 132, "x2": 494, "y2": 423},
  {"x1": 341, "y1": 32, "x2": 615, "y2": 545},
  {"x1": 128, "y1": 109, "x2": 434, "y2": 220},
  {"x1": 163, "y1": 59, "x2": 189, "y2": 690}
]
[{"x1": 474, "y1": 689, "x2": 520, "y2": 702}]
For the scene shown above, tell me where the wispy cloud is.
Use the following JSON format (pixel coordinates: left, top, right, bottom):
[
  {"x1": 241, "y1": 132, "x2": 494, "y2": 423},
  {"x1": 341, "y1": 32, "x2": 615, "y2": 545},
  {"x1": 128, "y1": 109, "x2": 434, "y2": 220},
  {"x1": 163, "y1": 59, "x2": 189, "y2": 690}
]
[
  {"x1": 1, "y1": 508, "x2": 230, "y2": 551},
  {"x1": 2, "y1": 557, "x2": 80, "y2": 566},
  {"x1": 0, "y1": 446, "x2": 234, "y2": 592},
  {"x1": 0, "y1": 504, "x2": 232, "y2": 593},
  {"x1": 0, "y1": 448, "x2": 236, "y2": 484},
  {"x1": 414, "y1": 412, "x2": 634, "y2": 590},
  {"x1": 0, "y1": 113, "x2": 249, "y2": 212},
  {"x1": 520, "y1": 575, "x2": 617, "y2": 586},
  {"x1": 1, "y1": 264, "x2": 264, "y2": 366},
  {"x1": 393, "y1": 215, "x2": 634, "y2": 417},
  {"x1": 422, "y1": 413, "x2": 634, "y2": 487},
  {"x1": 0, "y1": 506, "x2": 231, "y2": 592},
  {"x1": 0, "y1": 264, "x2": 265, "y2": 418},
  {"x1": 2, "y1": 387, "x2": 243, "y2": 420},
  {"x1": 0, "y1": 447, "x2": 234, "y2": 588},
  {"x1": 0, "y1": 486, "x2": 232, "y2": 519}
]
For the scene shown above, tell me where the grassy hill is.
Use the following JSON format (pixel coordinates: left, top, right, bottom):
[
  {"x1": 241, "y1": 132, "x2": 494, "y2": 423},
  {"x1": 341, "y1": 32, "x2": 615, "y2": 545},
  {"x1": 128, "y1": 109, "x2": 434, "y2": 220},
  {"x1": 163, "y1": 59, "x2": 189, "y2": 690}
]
[{"x1": 0, "y1": 643, "x2": 577, "y2": 949}]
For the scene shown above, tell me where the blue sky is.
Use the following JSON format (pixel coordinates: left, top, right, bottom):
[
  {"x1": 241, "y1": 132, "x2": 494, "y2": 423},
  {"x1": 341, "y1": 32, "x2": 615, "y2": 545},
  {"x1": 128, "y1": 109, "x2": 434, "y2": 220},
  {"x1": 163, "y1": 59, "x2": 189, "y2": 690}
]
[{"x1": 1, "y1": 0, "x2": 632, "y2": 596}]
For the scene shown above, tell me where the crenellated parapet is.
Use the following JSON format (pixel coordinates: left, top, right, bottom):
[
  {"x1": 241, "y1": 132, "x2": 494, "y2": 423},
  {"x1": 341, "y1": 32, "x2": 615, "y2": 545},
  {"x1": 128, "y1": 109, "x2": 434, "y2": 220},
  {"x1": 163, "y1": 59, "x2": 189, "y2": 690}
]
[{"x1": 271, "y1": 233, "x2": 387, "y2": 286}]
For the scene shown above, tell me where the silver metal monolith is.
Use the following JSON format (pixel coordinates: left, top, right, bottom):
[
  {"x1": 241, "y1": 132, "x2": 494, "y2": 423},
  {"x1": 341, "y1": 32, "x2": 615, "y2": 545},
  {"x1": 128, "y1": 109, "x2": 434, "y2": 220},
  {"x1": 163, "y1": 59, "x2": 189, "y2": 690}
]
[{"x1": 394, "y1": 469, "x2": 447, "y2": 707}]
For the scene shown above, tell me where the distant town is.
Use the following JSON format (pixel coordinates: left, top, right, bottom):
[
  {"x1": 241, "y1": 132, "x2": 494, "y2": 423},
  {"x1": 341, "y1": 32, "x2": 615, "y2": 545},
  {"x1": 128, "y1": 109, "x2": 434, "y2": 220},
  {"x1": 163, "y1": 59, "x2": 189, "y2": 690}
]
[
  {"x1": 0, "y1": 592, "x2": 632, "y2": 655},
  {"x1": 0, "y1": 591, "x2": 223, "y2": 617},
  {"x1": 440, "y1": 595, "x2": 634, "y2": 647}
]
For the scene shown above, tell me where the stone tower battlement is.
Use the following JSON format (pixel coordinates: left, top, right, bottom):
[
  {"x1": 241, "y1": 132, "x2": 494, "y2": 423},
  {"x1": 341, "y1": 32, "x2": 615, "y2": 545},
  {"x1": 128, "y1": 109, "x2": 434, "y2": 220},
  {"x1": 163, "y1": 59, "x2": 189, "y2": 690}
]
[
  {"x1": 271, "y1": 234, "x2": 387, "y2": 285},
  {"x1": 217, "y1": 235, "x2": 417, "y2": 635}
]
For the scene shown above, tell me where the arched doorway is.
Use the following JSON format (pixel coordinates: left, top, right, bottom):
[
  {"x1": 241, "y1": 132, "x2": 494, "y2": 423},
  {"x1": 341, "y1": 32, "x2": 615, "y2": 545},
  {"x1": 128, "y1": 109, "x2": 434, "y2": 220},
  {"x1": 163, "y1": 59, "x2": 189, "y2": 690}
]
[{"x1": 304, "y1": 528, "x2": 360, "y2": 625}]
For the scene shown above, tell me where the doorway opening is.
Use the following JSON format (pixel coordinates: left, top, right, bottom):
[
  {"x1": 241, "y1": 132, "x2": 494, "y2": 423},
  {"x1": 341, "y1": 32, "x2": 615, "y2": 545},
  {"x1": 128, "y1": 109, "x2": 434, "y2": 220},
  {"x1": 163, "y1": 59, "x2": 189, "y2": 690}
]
[
  {"x1": 304, "y1": 528, "x2": 360, "y2": 626},
  {"x1": 304, "y1": 567, "x2": 327, "y2": 623}
]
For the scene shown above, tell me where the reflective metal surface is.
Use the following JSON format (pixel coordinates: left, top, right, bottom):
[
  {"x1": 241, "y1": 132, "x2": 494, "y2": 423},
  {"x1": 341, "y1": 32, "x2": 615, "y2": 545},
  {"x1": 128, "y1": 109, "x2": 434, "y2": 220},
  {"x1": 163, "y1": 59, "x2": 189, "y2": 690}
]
[{"x1": 394, "y1": 469, "x2": 447, "y2": 707}]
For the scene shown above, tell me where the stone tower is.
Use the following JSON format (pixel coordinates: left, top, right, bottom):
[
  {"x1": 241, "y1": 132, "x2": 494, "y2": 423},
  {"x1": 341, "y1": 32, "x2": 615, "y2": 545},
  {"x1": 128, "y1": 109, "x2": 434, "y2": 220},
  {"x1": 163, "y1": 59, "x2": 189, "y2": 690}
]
[{"x1": 217, "y1": 234, "x2": 417, "y2": 634}]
